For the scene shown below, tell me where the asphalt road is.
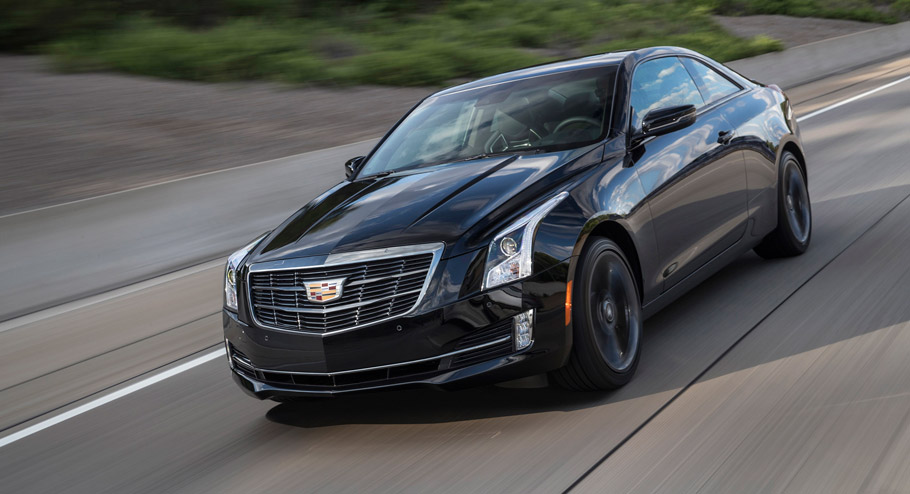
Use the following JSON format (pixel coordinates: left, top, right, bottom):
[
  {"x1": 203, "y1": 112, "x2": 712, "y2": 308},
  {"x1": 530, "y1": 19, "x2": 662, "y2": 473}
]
[
  {"x1": 1, "y1": 56, "x2": 909, "y2": 493},
  {"x1": 0, "y1": 139, "x2": 375, "y2": 321}
]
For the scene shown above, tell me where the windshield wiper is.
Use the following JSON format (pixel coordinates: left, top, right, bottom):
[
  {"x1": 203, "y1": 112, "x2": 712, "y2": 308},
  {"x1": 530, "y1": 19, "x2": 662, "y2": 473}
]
[
  {"x1": 448, "y1": 153, "x2": 493, "y2": 163},
  {"x1": 446, "y1": 150, "x2": 522, "y2": 163},
  {"x1": 389, "y1": 153, "x2": 510, "y2": 175},
  {"x1": 361, "y1": 150, "x2": 531, "y2": 179},
  {"x1": 359, "y1": 170, "x2": 394, "y2": 180}
]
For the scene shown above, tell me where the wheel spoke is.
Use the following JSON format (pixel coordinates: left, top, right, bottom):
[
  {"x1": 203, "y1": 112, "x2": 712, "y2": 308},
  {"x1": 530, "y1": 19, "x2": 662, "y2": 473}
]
[
  {"x1": 586, "y1": 250, "x2": 640, "y2": 373},
  {"x1": 785, "y1": 162, "x2": 810, "y2": 244},
  {"x1": 601, "y1": 323, "x2": 622, "y2": 362}
]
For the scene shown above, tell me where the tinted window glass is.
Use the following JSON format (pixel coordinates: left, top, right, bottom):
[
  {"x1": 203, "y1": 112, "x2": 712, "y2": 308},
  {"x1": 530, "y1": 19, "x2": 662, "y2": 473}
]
[
  {"x1": 359, "y1": 66, "x2": 618, "y2": 177},
  {"x1": 630, "y1": 57, "x2": 703, "y2": 130},
  {"x1": 682, "y1": 58, "x2": 740, "y2": 105}
]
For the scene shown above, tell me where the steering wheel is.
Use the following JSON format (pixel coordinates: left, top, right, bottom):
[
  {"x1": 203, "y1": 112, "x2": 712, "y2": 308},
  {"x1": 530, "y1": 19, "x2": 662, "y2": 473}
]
[{"x1": 554, "y1": 116, "x2": 601, "y2": 134}]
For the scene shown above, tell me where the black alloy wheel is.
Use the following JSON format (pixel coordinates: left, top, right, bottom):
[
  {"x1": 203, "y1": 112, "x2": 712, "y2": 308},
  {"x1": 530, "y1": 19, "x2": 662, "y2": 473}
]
[
  {"x1": 552, "y1": 238, "x2": 642, "y2": 390},
  {"x1": 755, "y1": 151, "x2": 812, "y2": 258}
]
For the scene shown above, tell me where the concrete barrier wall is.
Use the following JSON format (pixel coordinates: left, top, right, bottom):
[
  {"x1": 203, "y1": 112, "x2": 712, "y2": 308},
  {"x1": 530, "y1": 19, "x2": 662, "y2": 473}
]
[{"x1": 728, "y1": 21, "x2": 910, "y2": 88}]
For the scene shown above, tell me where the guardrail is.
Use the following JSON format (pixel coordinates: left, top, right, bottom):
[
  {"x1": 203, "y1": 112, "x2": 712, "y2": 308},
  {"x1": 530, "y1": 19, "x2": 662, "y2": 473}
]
[{"x1": 728, "y1": 21, "x2": 910, "y2": 88}]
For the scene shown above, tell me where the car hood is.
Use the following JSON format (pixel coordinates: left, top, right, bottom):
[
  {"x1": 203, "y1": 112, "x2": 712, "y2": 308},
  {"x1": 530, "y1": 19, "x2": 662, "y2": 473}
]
[{"x1": 252, "y1": 145, "x2": 601, "y2": 262}]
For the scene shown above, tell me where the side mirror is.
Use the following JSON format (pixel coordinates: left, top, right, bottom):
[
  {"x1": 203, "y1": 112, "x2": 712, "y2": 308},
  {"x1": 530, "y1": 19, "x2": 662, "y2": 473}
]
[
  {"x1": 345, "y1": 156, "x2": 366, "y2": 179},
  {"x1": 636, "y1": 104, "x2": 697, "y2": 141}
]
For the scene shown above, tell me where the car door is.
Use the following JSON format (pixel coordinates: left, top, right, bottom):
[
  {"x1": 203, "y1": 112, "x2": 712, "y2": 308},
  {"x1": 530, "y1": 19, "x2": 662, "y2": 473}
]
[
  {"x1": 680, "y1": 56, "x2": 782, "y2": 238},
  {"x1": 628, "y1": 56, "x2": 748, "y2": 292}
]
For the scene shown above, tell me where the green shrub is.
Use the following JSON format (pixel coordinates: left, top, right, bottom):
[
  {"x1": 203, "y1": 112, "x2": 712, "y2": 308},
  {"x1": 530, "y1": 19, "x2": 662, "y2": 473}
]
[
  {"x1": 343, "y1": 48, "x2": 460, "y2": 86},
  {"x1": 49, "y1": 18, "x2": 320, "y2": 81},
  {"x1": 28, "y1": 0, "x2": 907, "y2": 87},
  {"x1": 0, "y1": 0, "x2": 117, "y2": 51},
  {"x1": 264, "y1": 52, "x2": 327, "y2": 83}
]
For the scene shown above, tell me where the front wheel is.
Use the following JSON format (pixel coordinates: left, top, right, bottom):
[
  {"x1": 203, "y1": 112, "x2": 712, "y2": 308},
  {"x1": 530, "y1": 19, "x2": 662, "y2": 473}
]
[
  {"x1": 551, "y1": 238, "x2": 642, "y2": 391},
  {"x1": 754, "y1": 151, "x2": 811, "y2": 259}
]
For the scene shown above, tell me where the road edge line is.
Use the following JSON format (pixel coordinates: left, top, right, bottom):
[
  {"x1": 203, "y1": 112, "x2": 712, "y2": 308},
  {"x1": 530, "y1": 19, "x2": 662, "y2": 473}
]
[
  {"x1": 0, "y1": 348, "x2": 225, "y2": 449},
  {"x1": 797, "y1": 74, "x2": 910, "y2": 122},
  {"x1": 0, "y1": 259, "x2": 225, "y2": 334},
  {"x1": 0, "y1": 139, "x2": 378, "y2": 220}
]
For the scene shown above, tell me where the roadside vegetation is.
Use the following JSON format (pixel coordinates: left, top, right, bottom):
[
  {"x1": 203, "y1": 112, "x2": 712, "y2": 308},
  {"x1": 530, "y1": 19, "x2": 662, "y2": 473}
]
[
  {"x1": 715, "y1": 0, "x2": 910, "y2": 23},
  {"x1": 2, "y1": 0, "x2": 908, "y2": 86}
]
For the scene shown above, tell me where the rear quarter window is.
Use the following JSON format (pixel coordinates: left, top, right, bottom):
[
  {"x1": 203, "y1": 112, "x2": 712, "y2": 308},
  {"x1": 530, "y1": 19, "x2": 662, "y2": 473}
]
[{"x1": 681, "y1": 58, "x2": 741, "y2": 106}]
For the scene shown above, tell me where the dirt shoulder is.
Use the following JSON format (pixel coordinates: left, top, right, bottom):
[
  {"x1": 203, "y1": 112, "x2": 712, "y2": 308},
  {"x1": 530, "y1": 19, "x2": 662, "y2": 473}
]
[
  {"x1": 0, "y1": 15, "x2": 887, "y2": 215},
  {"x1": 0, "y1": 56, "x2": 430, "y2": 215},
  {"x1": 714, "y1": 15, "x2": 882, "y2": 48}
]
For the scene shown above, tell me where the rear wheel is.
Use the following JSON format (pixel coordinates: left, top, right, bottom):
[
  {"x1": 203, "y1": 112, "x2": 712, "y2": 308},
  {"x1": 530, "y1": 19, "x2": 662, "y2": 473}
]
[
  {"x1": 754, "y1": 151, "x2": 811, "y2": 258},
  {"x1": 552, "y1": 238, "x2": 642, "y2": 391}
]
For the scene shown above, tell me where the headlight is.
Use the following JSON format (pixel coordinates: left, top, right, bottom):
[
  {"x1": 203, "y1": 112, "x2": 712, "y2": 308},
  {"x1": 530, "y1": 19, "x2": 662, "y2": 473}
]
[
  {"x1": 483, "y1": 192, "x2": 569, "y2": 290},
  {"x1": 224, "y1": 233, "x2": 269, "y2": 311}
]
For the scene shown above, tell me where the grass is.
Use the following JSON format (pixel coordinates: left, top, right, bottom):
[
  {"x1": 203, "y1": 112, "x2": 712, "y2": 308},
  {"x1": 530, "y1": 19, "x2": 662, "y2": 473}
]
[{"x1": 26, "y1": 0, "x2": 910, "y2": 86}]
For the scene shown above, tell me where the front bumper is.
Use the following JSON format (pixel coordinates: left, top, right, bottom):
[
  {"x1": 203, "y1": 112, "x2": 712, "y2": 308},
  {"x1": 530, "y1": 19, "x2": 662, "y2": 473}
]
[{"x1": 223, "y1": 259, "x2": 572, "y2": 399}]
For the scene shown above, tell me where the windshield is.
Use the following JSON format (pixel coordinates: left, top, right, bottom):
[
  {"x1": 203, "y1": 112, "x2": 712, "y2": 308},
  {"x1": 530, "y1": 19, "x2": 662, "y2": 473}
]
[{"x1": 359, "y1": 65, "x2": 618, "y2": 177}]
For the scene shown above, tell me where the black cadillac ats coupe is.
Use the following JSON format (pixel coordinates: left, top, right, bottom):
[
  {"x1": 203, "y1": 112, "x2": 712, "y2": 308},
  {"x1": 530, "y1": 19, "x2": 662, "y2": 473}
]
[{"x1": 223, "y1": 46, "x2": 811, "y2": 399}]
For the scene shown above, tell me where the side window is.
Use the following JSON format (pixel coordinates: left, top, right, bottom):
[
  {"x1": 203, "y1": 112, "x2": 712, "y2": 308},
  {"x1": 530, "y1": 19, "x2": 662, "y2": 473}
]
[
  {"x1": 630, "y1": 57, "x2": 704, "y2": 131},
  {"x1": 682, "y1": 58, "x2": 741, "y2": 105}
]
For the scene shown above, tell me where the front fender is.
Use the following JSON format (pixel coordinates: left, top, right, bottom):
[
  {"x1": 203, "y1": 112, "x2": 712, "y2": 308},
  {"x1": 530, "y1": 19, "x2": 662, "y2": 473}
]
[{"x1": 533, "y1": 142, "x2": 661, "y2": 306}]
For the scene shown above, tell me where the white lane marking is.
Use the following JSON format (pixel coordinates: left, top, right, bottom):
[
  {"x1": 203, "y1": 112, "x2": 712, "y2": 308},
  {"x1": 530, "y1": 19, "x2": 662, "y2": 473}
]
[
  {"x1": 797, "y1": 74, "x2": 910, "y2": 122},
  {"x1": 0, "y1": 348, "x2": 225, "y2": 449},
  {"x1": 0, "y1": 139, "x2": 378, "y2": 220},
  {"x1": 1, "y1": 70, "x2": 908, "y2": 450},
  {"x1": 0, "y1": 259, "x2": 224, "y2": 334}
]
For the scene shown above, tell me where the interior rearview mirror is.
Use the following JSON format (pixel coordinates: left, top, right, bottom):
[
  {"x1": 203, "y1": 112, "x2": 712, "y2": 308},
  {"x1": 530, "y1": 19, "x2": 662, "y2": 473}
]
[
  {"x1": 345, "y1": 156, "x2": 366, "y2": 179},
  {"x1": 636, "y1": 104, "x2": 697, "y2": 141}
]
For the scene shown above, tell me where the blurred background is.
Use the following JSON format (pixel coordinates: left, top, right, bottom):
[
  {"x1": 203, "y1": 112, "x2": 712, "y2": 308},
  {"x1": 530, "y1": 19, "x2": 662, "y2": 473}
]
[
  {"x1": 3, "y1": 0, "x2": 909, "y2": 217},
  {"x1": 6, "y1": 0, "x2": 910, "y2": 85}
]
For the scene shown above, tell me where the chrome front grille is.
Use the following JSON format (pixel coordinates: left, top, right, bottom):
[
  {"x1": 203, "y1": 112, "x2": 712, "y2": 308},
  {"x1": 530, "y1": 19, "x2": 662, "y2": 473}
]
[{"x1": 248, "y1": 247, "x2": 439, "y2": 334}]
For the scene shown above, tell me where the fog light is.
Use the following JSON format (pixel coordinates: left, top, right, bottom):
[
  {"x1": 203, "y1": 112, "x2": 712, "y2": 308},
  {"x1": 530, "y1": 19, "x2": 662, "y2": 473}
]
[{"x1": 513, "y1": 309, "x2": 534, "y2": 350}]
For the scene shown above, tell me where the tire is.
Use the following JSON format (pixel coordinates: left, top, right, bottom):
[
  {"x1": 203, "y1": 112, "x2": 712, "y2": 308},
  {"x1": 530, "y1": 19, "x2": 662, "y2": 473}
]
[
  {"x1": 754, "y1": 151, "x2": 812, "y2": 259},
  {"x1": 551, "y1": 238, "x2": 642, "y2": 391}
]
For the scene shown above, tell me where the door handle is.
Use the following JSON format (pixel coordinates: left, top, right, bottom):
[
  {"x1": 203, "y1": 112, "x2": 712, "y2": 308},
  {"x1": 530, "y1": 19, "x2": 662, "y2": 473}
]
[{"x1": 717, "y1": 129, "x2": 735, "y2": 144}]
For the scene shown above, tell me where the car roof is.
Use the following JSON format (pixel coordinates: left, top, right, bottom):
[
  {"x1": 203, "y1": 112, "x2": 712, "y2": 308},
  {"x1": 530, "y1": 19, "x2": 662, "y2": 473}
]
[
  {"x1": 434, "y1": 51, "x2": 631, "y2": 96},
  {"x1": 432, "y1": 46, "x2": 701, "y2": 97}
]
